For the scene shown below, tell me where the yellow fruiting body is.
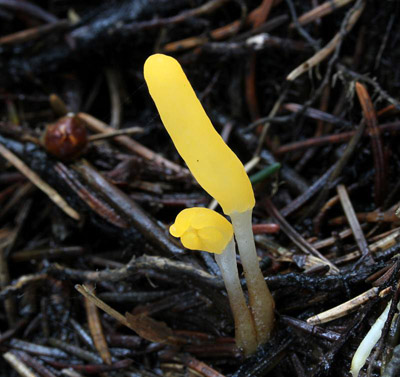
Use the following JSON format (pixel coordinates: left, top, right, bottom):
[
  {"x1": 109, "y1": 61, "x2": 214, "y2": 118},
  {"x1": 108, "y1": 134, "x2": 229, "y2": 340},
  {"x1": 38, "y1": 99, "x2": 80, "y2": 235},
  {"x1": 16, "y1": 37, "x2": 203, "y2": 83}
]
[
  {"x1": 145, "y1": 54, "x2": 274, "y2": 349},
  {"x1": 170, "y1": 208, "x2": 233, "y2": 254},
  {"x1": 171, "y1": 207, "x2": 258, "y2": 355},
  {"x1": 144, "y1": 54, "x2": 254, "y2": 215}
]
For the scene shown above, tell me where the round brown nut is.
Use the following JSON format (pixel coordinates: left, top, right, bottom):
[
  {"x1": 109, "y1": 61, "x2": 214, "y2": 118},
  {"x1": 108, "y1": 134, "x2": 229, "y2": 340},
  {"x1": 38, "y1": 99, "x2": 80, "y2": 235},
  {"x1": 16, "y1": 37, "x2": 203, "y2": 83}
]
[{"x1": 43, "y1": 114, "x2": 88, "y2": 160}]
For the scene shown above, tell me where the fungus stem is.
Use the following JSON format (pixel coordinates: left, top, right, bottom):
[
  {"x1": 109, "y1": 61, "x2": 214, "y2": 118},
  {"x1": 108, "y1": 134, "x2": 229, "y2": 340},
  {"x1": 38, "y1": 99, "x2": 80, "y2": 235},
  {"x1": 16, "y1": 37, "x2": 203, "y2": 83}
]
[
  {"x1": 215, "y1": 238, "x2": 258, "y2": 356},
  {"x1": 230, "y1": 209, "x2": 275, "y2": 344},
  {"x1": 350, "y1": 300, "x2": 398, "y2": 377}
]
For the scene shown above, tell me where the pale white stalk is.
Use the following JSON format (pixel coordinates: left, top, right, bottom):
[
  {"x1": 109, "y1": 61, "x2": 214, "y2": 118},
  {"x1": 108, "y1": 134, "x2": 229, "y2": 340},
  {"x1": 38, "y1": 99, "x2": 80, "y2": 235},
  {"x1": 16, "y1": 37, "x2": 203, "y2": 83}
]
[
  {"x1": 215, "y1": 238, "x2": 258, "y2": 355},
  {"x1": 350, "y1": 301, "x2": 391, "y2": 377},
  {"x1": 230, "y1": 209, "x2": 275, "y2": 344}
]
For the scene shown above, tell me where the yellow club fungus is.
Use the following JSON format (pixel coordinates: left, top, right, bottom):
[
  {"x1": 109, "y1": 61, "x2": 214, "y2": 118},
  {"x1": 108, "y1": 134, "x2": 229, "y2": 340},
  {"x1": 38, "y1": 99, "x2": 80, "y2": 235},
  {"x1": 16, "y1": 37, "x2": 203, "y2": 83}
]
[
  {"x1": 144, "y1": 54, "x2": 254, "y2": 215},
  {"x1": 144, "y1": 54, "x2": 274, "y2": 347},
  {"x1": 170, "y1": 208, "x2": 257, "y2": 355}
]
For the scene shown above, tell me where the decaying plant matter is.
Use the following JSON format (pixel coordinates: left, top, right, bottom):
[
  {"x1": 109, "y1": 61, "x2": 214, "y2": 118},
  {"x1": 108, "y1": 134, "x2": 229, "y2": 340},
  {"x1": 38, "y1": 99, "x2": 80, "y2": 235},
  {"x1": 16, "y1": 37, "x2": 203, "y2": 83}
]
[{"x1": 1, "y1": 1, "x2": 400, "y2": 376}]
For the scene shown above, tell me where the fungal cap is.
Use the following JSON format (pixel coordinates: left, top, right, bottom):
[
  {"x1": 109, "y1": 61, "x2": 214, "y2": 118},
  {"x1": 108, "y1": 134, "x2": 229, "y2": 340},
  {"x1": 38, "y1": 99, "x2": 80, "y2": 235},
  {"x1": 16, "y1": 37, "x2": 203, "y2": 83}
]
[
  {"x1": 144, "y1": 54, "x2": 255, "y2": 215},
  {"x1": 170, "y1": 208, "x2": 233, "y2": 254}
]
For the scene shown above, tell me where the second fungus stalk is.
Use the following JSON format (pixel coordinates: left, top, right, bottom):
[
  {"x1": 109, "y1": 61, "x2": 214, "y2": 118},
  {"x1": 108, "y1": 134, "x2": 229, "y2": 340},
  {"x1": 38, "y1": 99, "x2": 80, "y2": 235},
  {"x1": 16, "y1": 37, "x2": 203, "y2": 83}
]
[
  {"x1": 230, "y1": 210, "x2": 275, "y2": 343},
  {"x1": 170, "y1": 208, "x2": 258, "y2": 355},
  {"x1": 144, "y1": 53, "x2": 275, "y2": 347}
]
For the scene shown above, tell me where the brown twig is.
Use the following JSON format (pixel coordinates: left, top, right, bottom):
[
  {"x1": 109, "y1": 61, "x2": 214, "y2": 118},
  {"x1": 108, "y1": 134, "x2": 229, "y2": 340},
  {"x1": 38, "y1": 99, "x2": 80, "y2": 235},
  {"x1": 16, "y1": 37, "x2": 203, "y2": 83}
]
[
  {"x1": 73, "y1": 160, "x2": 184, "y2": 256},
  {"x1": 125, "y1": 0, "x2": 230, "y2": 31},
  {"x1": 276, "y1": 121, "x2": 400, "y2": 155},
  {"x1": 336, "y1": 184, "x2": 374, "y2": 266},
  {"x1": 179, "y1": 354, "x2": 227, "y2": 377},
  {"x1": 105, "y1": 68, "x2": 122, "y2": 129},
  {"x1": 77, "y1": 112, "x2": 189, "y2": 176},
  {"x1": 287, "y1": 0, "x2": 365, "y2": 80},
  {"x1": 337, "y1": 64, "x2": 400, "y2": 111},
  {"x1": 0, "y1": 143, "x2": 80, "y2": 220},
  {"x1": 163, "y1": 0, "x2": 281, "y2": 52},
  {"x1": 355, "y1": 81, "x2": 386, "y2": 206},
  {"x1": 3, "y1": 351, "x2": 39, "y2": 377},
  {"x1": 84, "y1": 283, "x2": 112, "y2": 365},
  {"x1": 264, "y1": 198, "x2": 339, "y2": 273},
  {"x1": 291, "y1": 0, "x2": 355, "y2": 28},
  {"x1": 49, "y1": 254, "x2": 223, "y2": 288},
  {"x1": 88, "y1": 126, "x2": 143, "y2": 141},
  {"x1": 0, "y1": 20, "x2": 69, "y2": 45},
  {"x1": 329, "y1": 209, "x2": 399, "y2": 225},
  {"x1": 280, "y1": 164, "x2": 336, "y2": 218},
  {"x1": 54, "y1": 162, "x2": 129, "y2": 228},
  {"x1": 0, "y1": 0, "x2": 58, "y2": 23},
  {"x1": 244, "y1": 0, "x2": 274, "y2": 121}
]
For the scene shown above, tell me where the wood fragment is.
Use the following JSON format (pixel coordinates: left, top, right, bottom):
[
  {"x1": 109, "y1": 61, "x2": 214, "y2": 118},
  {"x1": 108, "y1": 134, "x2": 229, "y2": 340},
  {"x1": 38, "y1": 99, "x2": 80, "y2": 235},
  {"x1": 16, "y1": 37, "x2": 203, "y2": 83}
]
[
  {"x1": 276, "y1": 121, "x2": 400, "y2": 155},
  {"x1": 292, "y1": 0, "x2": 355, "y2": 28},
  {"x1": 54, "y1": 162, "x2": 129, "y2": 228},
  {"x1": 73, "y1": 161, "x2": 184, "y2": 255},
  {"x1": 180, "y1": 353, "x2": 227, "y2": 377},
  {"x1": 125, "y1": 312, "x2": 174, "y2": 343},
  {"x1": 88, "y1": 126, "x2": 143, "y2": 141},
  {"x1": 13, "y1": 350, "x2": 57, "y2": 377},
  {"x1": 307, "y1": 287, "x2": 390, "y2": 325},
  {"x1": 46, "y1": 359, "x2": 133, "y2": 373},
  {"x1": 286, "y1": 0, "x2": 365, "y2": 81},
  {"x1": 0, "y1": 20, "x2": 69, "y2": 45},
  {"x1": 0, "y1": 143, "x2": 80, "y2": 220},
  {"x1": 244, "y1": 0, "x2": 274, "y2": 121},
  {"x1": 84, "y1": 283, "x2": 112, "y2": 365},
  {"x1": 49, "y1": 94, "x2": 68, "y2": 116},
  {"x1": 76, "y1": 284, "x2": 132, "y2": 328},
  {"x1": 355, "y1": 81, "x2": 386, "y2": 206},
  {"x1": 264, "y1": 198, "x2": 339, "y2": 273},
  {"x1": 77, "y1": 112, "x2": 189, "y2": 176},
  {"x1": 60, "y1": 254, "x2": 223, "y2": 288},
  {"x1": 336, "y1": 184, "x2": 374, "y2": 265},
  {"x1": 334, "y1": 228, "x2": 400, "y2": 264},
  {"x1": 0, "y1": 242, "x2": 16, "y2": 326},
  {"x1": 0, "y1": 273, "x2": 48, "y2": 301},
  {"x1": 0, "y1": 0, "x2": 58, "y2": 23},
  {"x1": 3, "y1": 351, "x2": 39, "y2": 377},
  {"x1": 163, "y1": 0, "x2": 281, "y2": 52},
  {"x1": 47, "y1": 338, "x2": 103, "y2": 364},
  {"x1": 329, "y1": 209, "x2": 399, "y2": 225},
  {"x1": 0, "y1": 182, "x2": 33, "y2": 221}
]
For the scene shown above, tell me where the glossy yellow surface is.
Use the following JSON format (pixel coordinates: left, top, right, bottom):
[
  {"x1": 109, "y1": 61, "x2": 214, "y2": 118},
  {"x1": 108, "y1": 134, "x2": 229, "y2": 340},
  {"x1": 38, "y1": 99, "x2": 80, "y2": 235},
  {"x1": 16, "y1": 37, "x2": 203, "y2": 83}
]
[
  {"x1": 170, "y1": 208, "x2": 233, "y2": 254},
  {"x1": 144, "y1": 54, "x2": 255, "y2": 214}
]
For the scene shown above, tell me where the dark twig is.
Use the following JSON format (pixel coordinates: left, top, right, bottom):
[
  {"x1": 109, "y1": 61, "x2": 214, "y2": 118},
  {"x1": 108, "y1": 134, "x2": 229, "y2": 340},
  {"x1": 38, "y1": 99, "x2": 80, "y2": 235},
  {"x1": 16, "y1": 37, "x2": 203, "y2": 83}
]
[
  {"x1": 48, "y1": 255, "x2": 224, "y2": 288},
  {"x1": 276, "y1": 121, "x2": 400, "y2": 155},
  {"x1": 337, "y1": 64, "x2": 400, "y2": 111},
  {"x1": 284, "y1": 0, "x2": 320, "y2": 50},
  {"x1": 0, "y1": 20, "x2": 69, "y2": 45},
  {"x1": 280, "y1": 164, "x2": 337, "y2": 217},
  {"x1": 308, "y1": 120, "x2": 366, "y2": 219},
  {"x1": 73, "y1": 161, "x2": 185, "y2": 256},
  {"x1": 337, "y1": 184, "x2": 374, "y2": 266},
  {"x1": 355, "y1": 82, "x2": 386, "y2": 206},
  {"x1": 0, "y1": 0, "x2": 57, "y2": 23},
  {"x1": 264, "y1": 198, "x2": 339, "y2": 273}
]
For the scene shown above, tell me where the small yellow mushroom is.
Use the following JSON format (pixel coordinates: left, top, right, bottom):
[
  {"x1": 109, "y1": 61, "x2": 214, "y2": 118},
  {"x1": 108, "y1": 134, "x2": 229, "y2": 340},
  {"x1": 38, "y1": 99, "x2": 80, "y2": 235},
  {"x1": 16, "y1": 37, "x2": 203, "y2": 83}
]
[
  {"x1": 144, "y1": 54, "x2": 274, "y2": 346},
  {"x1": 170, "y1": 207, "x2": 232, "y2": 254},
  {"x1": 170, "y1": 208, "x2": 257, "y2": 355}
]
